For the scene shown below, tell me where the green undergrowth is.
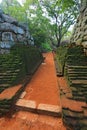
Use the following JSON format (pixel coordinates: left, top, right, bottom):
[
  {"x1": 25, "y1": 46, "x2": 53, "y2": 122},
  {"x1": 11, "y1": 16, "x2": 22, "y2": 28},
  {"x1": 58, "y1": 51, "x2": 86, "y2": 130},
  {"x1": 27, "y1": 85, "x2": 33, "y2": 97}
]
[
  {"x1": 0, "y1": 44, "x2": 43, "y2": 116},
  {"x1": 56, "y1": 45, "x2": 68, "y2": 74},
  {"x1": 11, "y1": 44, "x2": 43, "y2": 74},
  {"x1": 57, "y1": 44, "x2": 87, "y2": 130},
  {"x1": 0, "y1": 44, "x2": 43, "y2": 89},
  {"x1": 56, "y1": 44, "x2": 87, "y2": 75}
]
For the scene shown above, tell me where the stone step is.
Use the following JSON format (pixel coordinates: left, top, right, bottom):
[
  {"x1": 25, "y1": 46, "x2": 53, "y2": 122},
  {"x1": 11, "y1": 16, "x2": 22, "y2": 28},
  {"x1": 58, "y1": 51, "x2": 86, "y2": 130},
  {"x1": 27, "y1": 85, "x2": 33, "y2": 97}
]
[
  {"x1": 16, "y1": 99, "x2": 61, "y2": 117},
  {"x1": 0, "y1": 69, "x2": 20, "y2": 73},
  {"x1": 0, "y1": 108, "x2": 9, "y2": 113},
  {"x1": 67, "y1": 65, "x2": 87, "y2": 69},
  {"x1": 0, "y1": 99, "x2": 12, "y2": 104},
  {"x1": 37, "y1": 104, "x2": 61, "y2": 117},
  {"x1": 71, "y1": 80, "x2": 87, "y2": 84},
  {"x1": 61, "y1": 95, "x2": 86, "y2": 112},
  {"x1": 70, "y1": 86, "x2": 77, "y2": 91},
  {"x1": 0, "y1": 104, "x2": 10, "y2": 109},
  {"x1": 60, "y1": 87, "x2": 71, "y2": 94},
  {"x1": 82, "y1": 105, "x2": 87, "y2": 118},
  {"x1": 67, "y1": 71, "x2": 87, "y2": 75},
  {"x1": 72, "y1": 92, "x2": 84, "y2": 97},
  {"x1": 0, "y1": 75, "x2": 16, "y2": 79},
  {"x1": 0, "y1": 84, "x2": 9, "y2": 87},
  {"x1": 62, "y1": 108, "x2": 84, "y2": 119},
  {"x1": 0, "y1": 72, "x2": 18, "y2": 76},
  {"x1": 71, "y1": 89, "x2": 87, "y2": 101},
  {"x1": 0, "y1": 77, "x2": 15, "y2": 80},
  {"x1": 69, "y1": 77, "x2": 87, "y2": 80},
  {"x1": 70, "y1": 84, "x2": 87, "y2": 89},
  {"x1": 0, "y1": 85, "x2": 22, "y2": 100},
  {"x1": 19, "y1": 91, "x2": 26, "y2": 99},
  {"x1": 65, "y1": 93, "x2": 73, "y2": 99},
  {"x1": 73, "y1": 96, "x2": 86, "y2": 102},
  {"x1": 0, "y1": 80, "x2": 12, "y2": 84},
  {"x1": 0, "y1": 60, "x2": 21, "y2": 64},
  {"x1": 69, "y1": 74, "x2": 87, "y2": 78},
  {"x1": 68, "y1": 68, "x2": 87, "y2": 72}
]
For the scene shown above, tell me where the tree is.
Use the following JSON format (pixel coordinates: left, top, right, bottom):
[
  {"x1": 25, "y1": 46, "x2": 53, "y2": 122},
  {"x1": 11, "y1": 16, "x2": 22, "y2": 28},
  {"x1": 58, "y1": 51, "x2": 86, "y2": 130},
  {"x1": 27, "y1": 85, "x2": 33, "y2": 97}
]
[
  {"x1": 41, "y1": 0, "x2": 79, "y2": 47},
  {"x1": 0, "y1": 0, "x2": 27, "y2": 22},
  {"x1": 0, "y1": 0, "x2": 79, "y2": 49},
  {"x1": 27, "y1": 2, "x2": 51, "y2": 49}
]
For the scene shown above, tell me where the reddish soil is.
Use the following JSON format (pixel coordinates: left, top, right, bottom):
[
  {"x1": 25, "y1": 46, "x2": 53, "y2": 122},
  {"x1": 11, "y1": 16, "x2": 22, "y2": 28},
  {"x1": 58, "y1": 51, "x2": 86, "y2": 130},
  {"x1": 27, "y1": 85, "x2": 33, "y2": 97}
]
[
  {"x1": 0, "y1": 111, "x2": 66, "y2": 130},
  {"x1": 0, "y1": 84, "x2": 22, "y2": 99},
  {"x1": 0, "y1": 52, "x2": 67, "y2": 130},
  {"x1": 24, "y1": 53, "x2": 60, "y2": 106}
]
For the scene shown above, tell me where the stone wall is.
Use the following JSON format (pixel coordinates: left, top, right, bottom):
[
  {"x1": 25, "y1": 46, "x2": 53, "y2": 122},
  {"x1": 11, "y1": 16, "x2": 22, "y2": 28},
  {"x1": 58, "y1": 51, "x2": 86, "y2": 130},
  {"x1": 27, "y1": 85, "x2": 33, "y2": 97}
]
[
  {"x1": 0, "y1": 9, "x2": 34, "y2": 51},
  {"x1": 70, "y1": 7, "x2": 87, "y2": 54}
]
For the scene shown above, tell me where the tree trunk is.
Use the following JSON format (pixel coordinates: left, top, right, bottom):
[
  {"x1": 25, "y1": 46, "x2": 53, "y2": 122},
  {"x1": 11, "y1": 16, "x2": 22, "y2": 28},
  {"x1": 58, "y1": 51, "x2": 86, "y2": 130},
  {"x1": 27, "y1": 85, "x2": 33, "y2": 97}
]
[{"x1": 57, "y1": 38, "x2": 61, "y2": 47}]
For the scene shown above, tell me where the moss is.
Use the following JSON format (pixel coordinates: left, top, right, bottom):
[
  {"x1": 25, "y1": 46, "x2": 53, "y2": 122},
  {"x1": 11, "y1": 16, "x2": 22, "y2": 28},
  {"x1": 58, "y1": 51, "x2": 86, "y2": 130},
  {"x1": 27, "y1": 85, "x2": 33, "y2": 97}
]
[
  {"x1": 56, "y1": 45, "x2": 68, "y2": 75},
  {"x1": 0, "y1": 44, "x2": 43, "y2": 115},
  {"x1": 0, "y1": 44, "x2": 43, "y2": 89}
]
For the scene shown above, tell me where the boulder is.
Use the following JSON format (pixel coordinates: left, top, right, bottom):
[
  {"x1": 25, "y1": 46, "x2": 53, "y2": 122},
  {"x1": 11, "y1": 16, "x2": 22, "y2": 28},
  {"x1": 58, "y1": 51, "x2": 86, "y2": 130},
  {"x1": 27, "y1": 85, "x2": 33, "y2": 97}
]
[
  {"x1": 76, "y1": 38, "x2": 82, "y2": 45},
  {"x1": 0, "y1": 10, "x2": 34, "y2": 50},
  {"x1": 1, "y1": 14, "x2": 18, "y2": 24}
]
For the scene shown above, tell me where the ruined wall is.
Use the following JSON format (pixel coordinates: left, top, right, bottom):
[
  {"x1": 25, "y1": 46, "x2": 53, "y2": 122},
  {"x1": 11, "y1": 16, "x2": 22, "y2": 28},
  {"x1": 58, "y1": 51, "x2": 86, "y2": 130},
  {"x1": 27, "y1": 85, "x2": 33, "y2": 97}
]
[
  {"x1": 71, "y1": 7, "x2": 87, "y2": 53},
  {"x1": 0, "y1": 9, "x2": 34, "y2": 50}
]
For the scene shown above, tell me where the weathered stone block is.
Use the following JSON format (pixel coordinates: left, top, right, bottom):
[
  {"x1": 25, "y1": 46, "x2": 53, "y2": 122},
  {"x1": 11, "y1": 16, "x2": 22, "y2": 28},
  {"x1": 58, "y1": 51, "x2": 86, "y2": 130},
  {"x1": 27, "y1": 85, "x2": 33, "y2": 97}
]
[
  {"x1": 83, "y1": 35, "x2": 87, "y2": 41},
  {"x1": 0, "y1": 10, "x2": 34, "y2": 51},
  {"x1": 19, "y1": 91, "x2": 26, "y2": 99},
  {"x1": 37, "y1": 103, "x2": 61, "y2": 117},
  {"x1": 16, "y1": 99, "x2": 36, "y2": 112},
  {"x1": 76, "y1": 38, "x2": 82, "y2": 45},
  {"x1": 82, "y1": 41, "x2": 87, "y2": 48}
]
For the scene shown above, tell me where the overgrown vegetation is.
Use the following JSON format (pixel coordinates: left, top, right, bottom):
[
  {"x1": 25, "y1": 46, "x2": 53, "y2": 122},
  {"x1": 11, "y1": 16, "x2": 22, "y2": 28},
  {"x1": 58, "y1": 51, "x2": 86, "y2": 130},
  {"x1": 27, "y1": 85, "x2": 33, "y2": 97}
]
[
  {"x1": 56, "y1": 45, "x2": 68, "y2": 74},
  {"x1": 56, "y1": 44, "x2": 87, "y2": 75},
  {"x1": 0, "y1": 52, "x2": 25, "y2": 88},
  {"x1": 0, "y1": 44, "x2": 43, "y2": 91},
  {"x1": 11, "y1": 44, "x2": 43, "y2": 74},
  {"x1": 0, "y1": 44, "x2": 43, "y2": 116},
  {"x1": 0, "y1": 0, "x2": 80, "y2": 49}
]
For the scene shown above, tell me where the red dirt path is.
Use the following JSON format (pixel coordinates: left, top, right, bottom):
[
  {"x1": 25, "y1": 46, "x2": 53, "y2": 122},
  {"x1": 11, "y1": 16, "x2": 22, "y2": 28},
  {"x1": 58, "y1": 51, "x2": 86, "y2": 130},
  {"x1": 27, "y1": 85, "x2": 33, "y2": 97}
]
[
  {"x1": 0, "y1": 52, "x2": 66, "y2": 130},
  {"x1": 24, "y1": 53, "x2": 60, "y2": 106}
]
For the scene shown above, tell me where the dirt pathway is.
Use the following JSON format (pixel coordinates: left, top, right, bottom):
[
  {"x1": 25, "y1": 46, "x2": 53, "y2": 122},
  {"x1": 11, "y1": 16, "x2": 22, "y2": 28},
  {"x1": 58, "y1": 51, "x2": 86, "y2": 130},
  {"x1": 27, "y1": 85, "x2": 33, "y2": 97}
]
[
  {"x1": 23, "y1": 52, "x2": 60, "y2": 106},
  {"x1": 0, "y1": 52, "x2": 66, "y2": 130}
]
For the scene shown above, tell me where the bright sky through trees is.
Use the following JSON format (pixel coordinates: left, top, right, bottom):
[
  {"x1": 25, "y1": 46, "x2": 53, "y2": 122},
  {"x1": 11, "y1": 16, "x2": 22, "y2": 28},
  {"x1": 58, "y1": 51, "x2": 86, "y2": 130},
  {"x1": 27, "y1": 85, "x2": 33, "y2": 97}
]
[{"x1": 0, "y1": 0, "x2": 23, "y2": 4}]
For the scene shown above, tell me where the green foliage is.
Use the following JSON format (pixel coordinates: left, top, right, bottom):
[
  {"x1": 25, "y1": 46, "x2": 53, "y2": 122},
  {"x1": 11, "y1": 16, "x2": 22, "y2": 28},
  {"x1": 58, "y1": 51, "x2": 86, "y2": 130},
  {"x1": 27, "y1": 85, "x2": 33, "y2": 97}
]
[
  {"x1": 56, "y1": 45, "x2": 68, "y2": 74},
  {"x1": 28, "y1": 4, "x2": 51, "y2": 48},
  {"x1": 56, "y1": 44, "x2": 87, "y2": 76},
  {"x1": 0, "y1": 0, "x2": 79, "y2": 48},
  {"x1": 11, "y1": 44, "x2": 43, "y2": 74},
  {"x1": 41, "y1": 42, "x2": 52, "y2": 52},
  {"x1": 42, "y1": 0, "x2": 79, "y2": 47},
  {"x1": 0, "y1": 44, "x2": 43, "y2": 93},
  {"x1": 56, "y1": 45, "x2": 87, "y2": 68},
  {"x1": 56, "y1": 45, "x2": 68, "y2": 66},
  {"x1": 0, "y1": 52, "x2": 26, "y2": 87}
]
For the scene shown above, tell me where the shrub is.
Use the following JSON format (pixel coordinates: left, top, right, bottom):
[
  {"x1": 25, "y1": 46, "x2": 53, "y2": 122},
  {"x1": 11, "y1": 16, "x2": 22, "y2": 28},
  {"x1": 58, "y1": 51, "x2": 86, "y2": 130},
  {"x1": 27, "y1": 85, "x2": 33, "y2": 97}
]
[
  {"x1": 56, "y1": 45, "x2": 68, "y2": 74},
  {"x1": 40, "y1": 42, "x2": 52, "y2": 52}
]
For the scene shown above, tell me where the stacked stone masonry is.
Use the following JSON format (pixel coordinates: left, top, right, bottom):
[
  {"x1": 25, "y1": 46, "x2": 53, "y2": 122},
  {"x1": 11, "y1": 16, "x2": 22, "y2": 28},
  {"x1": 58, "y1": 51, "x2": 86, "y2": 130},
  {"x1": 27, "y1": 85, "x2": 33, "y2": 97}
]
[
  {"x1": 71, "y1": 7, "x2": 87, "y2": 55},
  {"x1": 0, "y1": 9, "x2": 34, "y2": 53},
  {"x1": 58, "y1": 64, "x2": 87, "y2": 130}
]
